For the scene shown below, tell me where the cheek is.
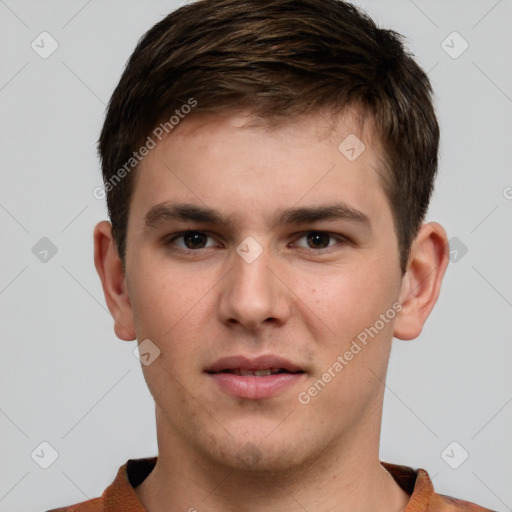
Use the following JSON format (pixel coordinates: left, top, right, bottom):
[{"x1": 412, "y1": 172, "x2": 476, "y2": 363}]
[
  {"x1": 129, "y1": 259, "x2": 216, "y2": 378},
  {"x1": 130, "y1": 270, "x2": 206, "y2": 402},
  {"x1": 130, "y1": 254, "x2": 203, "y2": 335},
  {"x1": 298, "y1": 268, "x2": 397, "y2": 420},
  {"x1": 302, "y1": 260, "x2": 397, "y2": 343},
  {"x1": 130, "y1": 282, "x2": 172, "y2": 340}
]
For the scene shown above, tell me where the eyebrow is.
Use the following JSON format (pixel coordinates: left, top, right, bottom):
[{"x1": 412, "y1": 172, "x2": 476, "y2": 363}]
[{"x1": 144, "y1": 202, "x2": 371, "y2": 230}]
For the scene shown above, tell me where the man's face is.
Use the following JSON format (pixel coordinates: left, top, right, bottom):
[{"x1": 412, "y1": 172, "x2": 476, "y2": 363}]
[{"x1": 123, "y1": 111, "x2": 404, "y2": 471}]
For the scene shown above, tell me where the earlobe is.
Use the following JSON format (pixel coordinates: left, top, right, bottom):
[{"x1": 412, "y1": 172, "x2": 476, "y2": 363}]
[
  {"x1": 393, "y1": 222, "x2": 449, "y2": 341},
  {"x1": 93, "y1": 221, "x2": 136, "y2": 341}
]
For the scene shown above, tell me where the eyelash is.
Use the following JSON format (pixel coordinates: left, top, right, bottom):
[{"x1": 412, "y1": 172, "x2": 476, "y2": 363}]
[{"x1": 163, "y1": 230, "x2": 350, "y2": 254}]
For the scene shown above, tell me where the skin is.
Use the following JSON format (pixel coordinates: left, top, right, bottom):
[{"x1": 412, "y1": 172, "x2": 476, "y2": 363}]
[{"x1": 94, "y1": 110, "x2": 449, "y2": 512}]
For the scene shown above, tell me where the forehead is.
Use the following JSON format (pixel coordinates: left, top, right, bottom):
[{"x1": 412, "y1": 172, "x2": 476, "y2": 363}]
[
  {"x1": 129, "y1": 110, "x2": 391, "y2": 230},
  {"x1": 158, "y1": 107, "x2": 378, "y2": 153}
]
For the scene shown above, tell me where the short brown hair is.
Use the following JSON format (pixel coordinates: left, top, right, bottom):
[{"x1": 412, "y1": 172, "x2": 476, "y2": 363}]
[{"x1": 98, "y1": 0, "x2": 439, "y2": 274}]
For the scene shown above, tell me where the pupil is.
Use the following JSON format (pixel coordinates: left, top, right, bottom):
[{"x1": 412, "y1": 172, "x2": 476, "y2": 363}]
[
  {"x1": 307, "y1": 232, "x2": 329, "y2": 249},
  {"x1": 185, "y1": 232, "x2": 206, "y2": 249}
]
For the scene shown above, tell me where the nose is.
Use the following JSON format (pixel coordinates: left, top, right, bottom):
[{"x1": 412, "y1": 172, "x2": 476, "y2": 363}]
[{"x1": 217, "y1": 241, "x2": 291, "y2": 332}]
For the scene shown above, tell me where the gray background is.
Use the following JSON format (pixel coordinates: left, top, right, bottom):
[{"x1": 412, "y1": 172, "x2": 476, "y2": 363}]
[{"x1": 0, "y1": 1, "x2": 511, "y2": 511}]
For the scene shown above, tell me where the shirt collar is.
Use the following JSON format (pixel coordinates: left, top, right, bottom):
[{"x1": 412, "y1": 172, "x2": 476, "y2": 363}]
[{"x1": 105, "y1": 457, "x2": 432, "y2": 512}]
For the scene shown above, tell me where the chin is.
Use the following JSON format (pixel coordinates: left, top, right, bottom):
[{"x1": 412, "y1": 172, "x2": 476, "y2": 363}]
[
  {"x1": 199, "y1": 425, "x2": 323, "y2": 475},
  {"x1": 221, "y1": 444, "x2": 308, "y2": 474}
]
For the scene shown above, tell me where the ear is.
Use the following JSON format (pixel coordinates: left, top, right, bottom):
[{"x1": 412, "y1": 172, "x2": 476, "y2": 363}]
[
  {"x1": 93, "y1": 221, "x2": 136, "y2": 341},
  {"x1": 393, "y1": 222, "x2": 449, "y2": 340}
]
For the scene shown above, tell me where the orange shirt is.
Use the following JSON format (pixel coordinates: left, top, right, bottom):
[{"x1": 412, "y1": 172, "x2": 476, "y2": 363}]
[{"x1": 47, "y1": 457, "x2": 496, "y2": 511}]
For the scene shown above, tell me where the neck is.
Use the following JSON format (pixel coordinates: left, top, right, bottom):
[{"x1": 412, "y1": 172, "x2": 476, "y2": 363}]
[{"x1": 135, "y1": 410, "x2": 410, "y2": 512}]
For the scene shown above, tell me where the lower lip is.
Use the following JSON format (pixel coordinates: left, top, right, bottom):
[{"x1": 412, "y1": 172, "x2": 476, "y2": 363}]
[{"x1": 208, "y1": 372, "x2": 305, "y2": 399}]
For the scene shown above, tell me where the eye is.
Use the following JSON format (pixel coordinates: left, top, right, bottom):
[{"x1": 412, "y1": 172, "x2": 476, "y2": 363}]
[
  {"x1": 293, "y1": 231, "x2": 346, "y2": 250},
  {"x1": 165, "y1": 231, "x2": 219, "y2": 250}
]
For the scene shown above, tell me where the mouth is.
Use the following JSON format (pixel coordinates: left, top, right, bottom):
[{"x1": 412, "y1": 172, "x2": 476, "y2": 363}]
[
  {"x1": 205, "y1": 355, "x2": 306, "y2": 399},
  {"x1": 213, "y1": 368, "x2": 303, "y2": 376},
  {"x1": 205, "y1": 354, "x2": 305, "y2": 374}
]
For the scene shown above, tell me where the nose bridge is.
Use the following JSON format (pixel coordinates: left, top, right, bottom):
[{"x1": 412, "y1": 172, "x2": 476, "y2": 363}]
[{"x1": 218, "y1": 237, "x2": 289, "y2": 329}]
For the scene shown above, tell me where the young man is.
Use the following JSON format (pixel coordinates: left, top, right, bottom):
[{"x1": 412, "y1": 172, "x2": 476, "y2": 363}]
[{"x1": 49, "y1": 0, "x2": 494, "y2": 510}]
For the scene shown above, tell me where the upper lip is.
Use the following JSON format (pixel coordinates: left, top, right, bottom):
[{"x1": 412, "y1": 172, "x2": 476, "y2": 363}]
[{"x1": 205, "y1": 355, "x2": 304, "y2": 373}]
